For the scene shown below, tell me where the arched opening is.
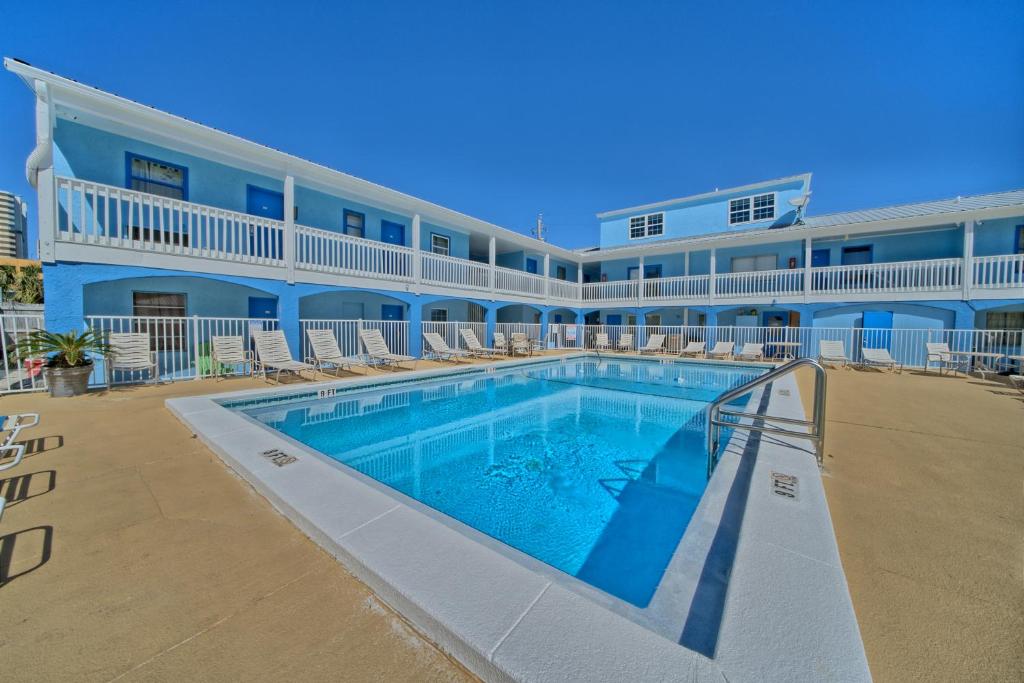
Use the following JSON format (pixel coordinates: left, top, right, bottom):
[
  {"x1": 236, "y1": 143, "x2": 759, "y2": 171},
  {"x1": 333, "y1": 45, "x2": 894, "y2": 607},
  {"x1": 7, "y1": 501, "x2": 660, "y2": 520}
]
[
  {"x1": 717, "y1": 305, "x2": 802, "y2": 329},
  {"x1": 547, "y1": 307, "x2": 578, "y2": 325},
  {"x1": 812, "y1": 303, "x2": 953, "y2": 330},
  {"x1": 83, "y1": 275, "x2": 279, "y2": 319},
  {"x1": 496, "y1": 303, "x2": 542, "y2": 324},
  {"x1": 973, "y1": 302, "x2": 1024, "y2": 330},
  {"x1": 300, "y1": 290, "x2": 409, "y2": 322},
  {"x1": 421, "y1": 298, "x2": 487, "y2": 324}
]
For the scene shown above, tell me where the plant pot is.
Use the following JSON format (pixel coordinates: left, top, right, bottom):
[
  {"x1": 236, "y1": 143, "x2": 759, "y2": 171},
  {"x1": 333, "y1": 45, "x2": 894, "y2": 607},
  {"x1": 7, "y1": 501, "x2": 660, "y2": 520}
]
[{"x1": 44, "y1": 364, "x2": 93, "y2": 398}]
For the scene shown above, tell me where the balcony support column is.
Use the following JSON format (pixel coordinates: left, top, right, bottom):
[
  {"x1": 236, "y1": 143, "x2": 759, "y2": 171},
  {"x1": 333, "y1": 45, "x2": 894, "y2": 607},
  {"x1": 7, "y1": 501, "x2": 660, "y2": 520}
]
[
  {"x1": 485, "y1": 305, "x2": 497, "y2": 349},
  {"x1": 488, "y1": 236, "x2": 496, "y2": 299},
  {"x1": 33, "y1": 80, "x2": 57, "y2": 264},
  {"x1": 283, "y1": 174, "x2": 295, "y2": 284},
  {"x1": 962, "y1": 220, "x2": 974, "y2": 300},
  {"x1": 412, "y1": 214, "x2": 422, "y2": 293},
  {"x1": 543, "y1": 253, "x2": 550, "y2": 302},
  {"x1": 638, "y1": 254, "x2": 645, "y2": 306},
  {"x1": 409, "y1": 302, "x2": 423, "y2": 358},
  {"x1": 708, "y1": 249, "x2": 717, "y2": 303},
  {"x1": 803, "y1": 238, "x2": 812, "y2": 301}
]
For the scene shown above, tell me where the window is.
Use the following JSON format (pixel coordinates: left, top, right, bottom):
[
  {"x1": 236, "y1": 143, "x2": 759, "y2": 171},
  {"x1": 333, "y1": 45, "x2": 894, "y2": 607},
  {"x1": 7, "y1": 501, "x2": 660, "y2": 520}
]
[
  {"x1": 343, "y1": 210, "x2": 365, "y2": 238},
  {"x1": 431, "y1": 233, "x2": 450, "y2": 256},
  {"x1": 132, "y1": 292, "x2": 187, "y2": 350},
  {"x1": 556, "y1": 265, "x2": 567, "y2": 280},
  {"x1": 731, "y1": 254, "x2": 778, "y2": 272},
  {"x1": 430, "y1": 308, "x2": 448, "y2": 322},
  {"x1": 646, "y1": 314, "x2": 662, "y2": 326},
  {"x1": 628, "y1": 212, "x2": 664, "y2": 239},
  {"x1": 127, "y1": 154, "x2": 187, "y2": 200},
  {"x1": 986, "y1": 311, "x2": 1024, "y2": 330},
  {"x1": 729, "y1": 193, "x2": 775, "y2": 225}
]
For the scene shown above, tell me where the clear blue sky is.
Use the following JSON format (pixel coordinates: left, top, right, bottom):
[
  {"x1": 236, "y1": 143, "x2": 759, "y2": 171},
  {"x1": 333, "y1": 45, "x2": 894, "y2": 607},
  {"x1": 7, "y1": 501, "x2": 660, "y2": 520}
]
[{"x1": 1, "y1": 1, "x2": 1022, "y2": 254}]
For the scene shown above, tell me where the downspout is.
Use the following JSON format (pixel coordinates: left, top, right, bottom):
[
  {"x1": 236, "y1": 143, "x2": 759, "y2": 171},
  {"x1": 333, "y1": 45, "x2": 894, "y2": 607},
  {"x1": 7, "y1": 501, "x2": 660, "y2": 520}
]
[{"x1": 25, "y1": 80, "x2": 52, "y2": 188}]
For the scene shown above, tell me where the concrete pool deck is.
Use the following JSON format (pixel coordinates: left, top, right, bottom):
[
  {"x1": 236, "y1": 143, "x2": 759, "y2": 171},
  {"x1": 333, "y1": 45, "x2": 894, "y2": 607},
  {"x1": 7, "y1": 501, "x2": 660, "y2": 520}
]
[{"x1": 0, "y1": 356, "x2": 1020, "y2": 681}]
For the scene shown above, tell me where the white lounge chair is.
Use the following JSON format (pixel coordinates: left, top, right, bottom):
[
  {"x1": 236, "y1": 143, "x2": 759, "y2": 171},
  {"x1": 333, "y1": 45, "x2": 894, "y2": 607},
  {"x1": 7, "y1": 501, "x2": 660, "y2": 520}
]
[
  {"x1": 211, "y1": 335, "x2": 253, "y2": 379},
  {"x1": 360, "y1": 328, "x2": 417, "y2": 369},
  {"x1": 861, "y1": 347, "x2": 903, "y2": 373},
  {"x1": 818, "y1": 340, "x2": 850, "y2": 368},
  {"x1": 106, "y1": 332, "x2": 159, "y2": 386},
  {"x1": 617, "y1": 333, "x2": 634, "y2": 352},
  {"x1": 707, "y1": 341, "x2": 735, "y2": 360},
  {"x1": 594, "y1": 333, "x2": 611, "y2": 351},
  {"x1": 511, "y1": 332, "x2": 536, "y2": 356},
  {"x1": 925, "y1": 342, "x2": 961, "y2": 375},
  {"x1": 253, "y1": 330, "x2": 315, "y2": 383},
  {"x1": 305, "y1": 328, "x2": 366, "y2": 376},
  {"x1": 735, "y1": 343, "x2": 764, "y2": 361},
  {"x1": 679, "y1": 341, "x2": 706, "y2": 358},
  {"x1": 460, "y1": 329, "x2": 497, "y2": 358},
  {"x1": 0, "y1": 413, "x2": 39, "y2": 473},
  {"x1": 1009, "y1": 374, "x2": 1024, "y2": 393},
  {"x1": 423, "y1": 332, "x2": 470, "y2": 363},
  {"x1": 638, "y1": 334, "x2": 666, "y2": 354}
]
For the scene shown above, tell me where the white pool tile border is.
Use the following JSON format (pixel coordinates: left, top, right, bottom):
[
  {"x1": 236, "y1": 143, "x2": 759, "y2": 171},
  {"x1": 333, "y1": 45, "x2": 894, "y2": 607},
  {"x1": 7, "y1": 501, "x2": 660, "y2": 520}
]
[{"x1": 166, "y1": 354, "x2": 869, "y2": 682}]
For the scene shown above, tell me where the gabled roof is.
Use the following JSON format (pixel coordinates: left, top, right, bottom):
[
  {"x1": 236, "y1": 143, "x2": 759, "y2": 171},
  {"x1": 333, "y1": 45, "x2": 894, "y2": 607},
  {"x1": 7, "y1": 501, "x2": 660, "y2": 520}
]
[
  {"x1": 595, "y1": 173, "x2": 812, "y2": 219},
  {"x1": 803, "y1": 189, "x2": 1024, "y2": 228}
]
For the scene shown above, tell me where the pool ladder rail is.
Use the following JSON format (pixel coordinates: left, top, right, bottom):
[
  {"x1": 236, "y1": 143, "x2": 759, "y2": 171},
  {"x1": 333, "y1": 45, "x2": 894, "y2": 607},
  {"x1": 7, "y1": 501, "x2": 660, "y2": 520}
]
[{"x1": 706, "y1": 358, "x2": 827, "y2": 478}]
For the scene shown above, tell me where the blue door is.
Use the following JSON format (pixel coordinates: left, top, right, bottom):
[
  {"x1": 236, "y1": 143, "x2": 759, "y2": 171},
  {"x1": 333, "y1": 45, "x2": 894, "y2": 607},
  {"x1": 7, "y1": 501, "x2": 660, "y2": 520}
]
[
  {"x1": 862, "y1": 310, "x2": 893, "y2": 350},
  {"x1": 811, "y1": 249, "x2": 830, "y2": 267},
  {"x1": 553, "y1": 314, "x2": 563, "y2": 324},
  {"x1": 841, "y1": 245, "x2": 873, "y2": 265},
  {"x1": 526, "y1": 258, "x2": 538, "y2": 274},
  {"x1": 381, "y1": 305, "x2": 404, "y2": 321},
  {"x1": 246, "y1": 186, "x2": 285, "y2": 258},
  {"x1": 381, "y1": 220, "x2": 405, "y2": 246},
  {"x1": 248, "y1": 297, "x2": 277, "y2": 319},
  {"x1": 606, "y1": 314, "x2": 622, "y2": 325}
]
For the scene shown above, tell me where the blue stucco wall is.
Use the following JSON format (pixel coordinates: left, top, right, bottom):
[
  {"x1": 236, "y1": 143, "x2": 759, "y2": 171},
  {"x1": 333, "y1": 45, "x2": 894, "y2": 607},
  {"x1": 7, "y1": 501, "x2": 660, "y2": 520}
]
[
  {"x1": 598, "y1": 177, "x2": 809, "y2": 249},
  {"x1": 810, "y1": 225, "x2": 962, "y2": 264},
  {"x1": 83, "y1": 276, "x2": 278, "y2": 318},
  {"x1": 973, "y1": 217, "x2": 1024, "y2": 257}
]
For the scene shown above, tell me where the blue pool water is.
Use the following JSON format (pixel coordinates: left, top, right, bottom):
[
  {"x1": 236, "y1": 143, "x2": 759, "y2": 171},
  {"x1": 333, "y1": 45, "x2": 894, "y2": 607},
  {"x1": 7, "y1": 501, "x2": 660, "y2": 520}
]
[{"x1": 235, "y1": 358, "x2": 763, "y2": 607}]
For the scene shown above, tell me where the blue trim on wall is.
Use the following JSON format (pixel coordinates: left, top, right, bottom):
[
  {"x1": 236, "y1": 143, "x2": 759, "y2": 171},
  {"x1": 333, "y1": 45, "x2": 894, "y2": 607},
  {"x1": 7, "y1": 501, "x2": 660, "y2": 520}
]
[{"x1": 125, "y1": 151, "x2": 189, "y2": 200}]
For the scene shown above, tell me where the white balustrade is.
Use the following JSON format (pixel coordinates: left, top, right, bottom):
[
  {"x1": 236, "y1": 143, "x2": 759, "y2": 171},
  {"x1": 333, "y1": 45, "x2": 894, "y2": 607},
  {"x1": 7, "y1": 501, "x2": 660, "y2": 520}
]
[
  {"x1": 494, "y1": 266, "x2": 547, "y2": 298},
  {"x1": 715, "y1": 269, "x2": 804, "y2": 298},
  {"x1": 547, "y1": 278, "x2": 581, "y2": 301},
  {"x1": 296, "y1": 225, "x2": 413, "y2": 281},
  {"x1": 972, "y1": 254, "x2": 1024, "y2": 289},
  {"x1": 810, "y1": 258, "x2": 961, "y2": 295},
  {"x1": 582, "y1": 280, "x2": 639, "y2": 302},
  {"x1": 420, "y1": 252, "x2": 491, "y2": 291},
  {"x1": 56, "y1": 177, "x2": 286, "y2": 266},
  {"x1": 644, "y1": 275, "x2": 710, "y2": 301}
]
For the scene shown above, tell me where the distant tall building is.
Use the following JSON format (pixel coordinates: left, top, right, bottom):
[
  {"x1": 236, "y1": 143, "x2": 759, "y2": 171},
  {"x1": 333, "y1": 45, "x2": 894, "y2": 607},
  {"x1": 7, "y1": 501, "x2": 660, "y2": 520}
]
[{"x1": 0, "y1": 191, "x2": 28, "y2": 258}]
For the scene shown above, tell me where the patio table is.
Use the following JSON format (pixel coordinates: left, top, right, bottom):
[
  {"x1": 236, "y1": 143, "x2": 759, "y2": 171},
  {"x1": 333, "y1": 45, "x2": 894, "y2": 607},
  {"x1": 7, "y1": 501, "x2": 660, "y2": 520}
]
[
  {"x1": 768, "y1": 341, "x2": 802, "y2": 361},
  {"x1": 947, "y1": 350, "x2": 1010, "y2": 376}
]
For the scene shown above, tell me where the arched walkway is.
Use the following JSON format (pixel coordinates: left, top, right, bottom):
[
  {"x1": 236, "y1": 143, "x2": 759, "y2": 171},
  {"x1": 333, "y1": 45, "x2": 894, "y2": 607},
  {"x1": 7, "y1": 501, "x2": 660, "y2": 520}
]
[
  {"x1": 83, "y1": 275, "x2": 279, "y2": 319},
  {"x1": 300, "y1": 290, "x2": 409, "y2": 321}
]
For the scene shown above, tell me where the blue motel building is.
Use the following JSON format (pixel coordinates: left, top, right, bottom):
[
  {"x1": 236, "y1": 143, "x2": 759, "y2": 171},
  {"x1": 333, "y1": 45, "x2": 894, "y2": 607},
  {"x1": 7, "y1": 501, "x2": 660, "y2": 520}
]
[{"x1": 6, "y1": 58, "x2": 1024, "y2": 364}]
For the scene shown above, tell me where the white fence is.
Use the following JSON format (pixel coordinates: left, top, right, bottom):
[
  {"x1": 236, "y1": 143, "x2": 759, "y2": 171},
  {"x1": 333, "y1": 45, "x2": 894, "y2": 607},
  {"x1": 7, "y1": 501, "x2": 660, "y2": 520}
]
[
  {"x1": 547, "y1": 324, "x2": 1024, "y2": 370},
  {"x1": 422, "y1": 321, "x2": 487, "y2": 353},
  {"x1": 85, "y1": 316, "x2": 279, "y2": 385},
  {"x1": 0, "y1": 315, "x2": 48, "y2": 393},
  {"x1": 296, "y1": 225, "x2": 413, "y2": 281}
]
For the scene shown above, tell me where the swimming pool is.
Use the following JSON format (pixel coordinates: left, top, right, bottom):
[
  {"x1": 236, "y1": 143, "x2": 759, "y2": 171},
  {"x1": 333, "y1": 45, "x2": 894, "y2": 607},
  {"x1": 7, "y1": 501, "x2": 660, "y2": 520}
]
[{"x1": 233, "y1": 358, "x2": 764, "y2": 607}]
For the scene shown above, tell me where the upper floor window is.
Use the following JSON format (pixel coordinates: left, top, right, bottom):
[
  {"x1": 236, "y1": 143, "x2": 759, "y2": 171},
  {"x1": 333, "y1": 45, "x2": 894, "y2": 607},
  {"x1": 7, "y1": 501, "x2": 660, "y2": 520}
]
[
  {"x1": 343, "y1": 210, "x2": 365, "y2": 238},
  {"x1": 431, "y1": 233, "x2": 450, "y2": 256},
  {"x1": 556, "y1": 265, "x2": 567, "y2": 280},
  {"x1": 628, "y1": 213, "x2": 664, "y2": 239},
  {"x1": 127, "y1": 154, "x2": 187, "y2": 200},
  {"x1": 731, "y1": 254, "x2": 778, "y2": 272},
  {"x1": 729, "y1": 193, "x2": 775, "y2": 225}
]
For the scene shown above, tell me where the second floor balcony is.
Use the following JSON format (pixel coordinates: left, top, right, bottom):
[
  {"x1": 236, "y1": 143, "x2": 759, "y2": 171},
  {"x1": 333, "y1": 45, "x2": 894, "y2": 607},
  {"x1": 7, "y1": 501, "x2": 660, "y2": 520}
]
[{"x1": 52, "y1": 176, "x2": 1024, "y2": 307}]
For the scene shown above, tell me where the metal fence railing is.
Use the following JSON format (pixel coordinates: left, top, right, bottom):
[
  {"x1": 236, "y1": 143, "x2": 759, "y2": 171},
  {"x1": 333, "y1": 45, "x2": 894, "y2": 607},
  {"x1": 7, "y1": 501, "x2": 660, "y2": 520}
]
[
  {"x1": 300, "y1": 319, "x2": 410, "y2": 361},
  {"x1": 0, "y1": 314, "x2": 48, "y2": 394}
]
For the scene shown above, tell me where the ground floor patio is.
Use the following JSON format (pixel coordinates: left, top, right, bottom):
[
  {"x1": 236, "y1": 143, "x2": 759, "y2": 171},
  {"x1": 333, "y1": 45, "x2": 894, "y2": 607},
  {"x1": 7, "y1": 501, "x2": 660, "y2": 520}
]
[{"x1": 0, "y1": 357, "x2": 1020, "y2": 681}]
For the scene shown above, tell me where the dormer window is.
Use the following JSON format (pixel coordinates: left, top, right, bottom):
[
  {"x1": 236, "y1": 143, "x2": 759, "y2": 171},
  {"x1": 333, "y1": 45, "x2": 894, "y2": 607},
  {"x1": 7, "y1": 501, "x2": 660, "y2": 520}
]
[
  {"x1": 729, "y1": 192, "x2": 775, "y2": 225},
  {"x1": 628, "y1": 212, "x2": 664, "y2": 239}
]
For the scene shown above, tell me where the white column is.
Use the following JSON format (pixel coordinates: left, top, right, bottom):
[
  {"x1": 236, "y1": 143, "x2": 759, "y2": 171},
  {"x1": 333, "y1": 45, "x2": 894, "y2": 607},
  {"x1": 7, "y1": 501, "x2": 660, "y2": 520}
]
[
  {"x1": 543, "y1": 253, "x2": 550, "y2": 300},
  {"x1": 34, "y1": 80, "x2": 57, "y2": 264},
  {"x1": 412, "y1": 213, "x2": 422, "y2": 292},
  {"x1": 577, "y1": 263, "x2": 584, "y2": 301},
  {"x1": 684, "y1": 251, "x2": 689, "y2": 276},
  {"x1": 962, "y1": 219, "x2": 974, "y2": 300},
  {"x1": 283, "y1": 174, "x2": 295, "y2": 284},
  {"x1": 488, "y1": 236, "x2": 497, "y2": 297},
  {"x1": 708, "y1": 248, "x2": 717, "y2": 303},
  {"x1": 637, "y1": 254, "x2": 645, "y2": 305},
  {"x1": 803, "y1": 238, "x2": 812, "y2": 300}
]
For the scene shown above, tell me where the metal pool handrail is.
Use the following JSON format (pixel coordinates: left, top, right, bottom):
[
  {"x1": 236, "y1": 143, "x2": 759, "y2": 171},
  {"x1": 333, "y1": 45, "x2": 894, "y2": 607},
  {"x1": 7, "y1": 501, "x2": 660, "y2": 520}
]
[{"x1": 706, "y1": 358, "x2": 827, "y2": 477}]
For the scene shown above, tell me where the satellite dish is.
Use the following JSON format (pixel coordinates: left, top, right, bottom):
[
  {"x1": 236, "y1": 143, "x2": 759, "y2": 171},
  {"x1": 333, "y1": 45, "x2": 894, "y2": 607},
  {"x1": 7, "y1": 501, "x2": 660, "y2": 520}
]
[{"x1": 788, "y1": 193, "x2": 811, "y2": 209}]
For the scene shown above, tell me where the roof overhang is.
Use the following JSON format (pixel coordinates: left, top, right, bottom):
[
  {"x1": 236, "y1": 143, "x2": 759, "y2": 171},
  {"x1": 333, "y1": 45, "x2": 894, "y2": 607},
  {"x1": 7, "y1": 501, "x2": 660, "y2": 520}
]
[{"x1": 4, "y1": 58, "x2": 581, "y2": 262}]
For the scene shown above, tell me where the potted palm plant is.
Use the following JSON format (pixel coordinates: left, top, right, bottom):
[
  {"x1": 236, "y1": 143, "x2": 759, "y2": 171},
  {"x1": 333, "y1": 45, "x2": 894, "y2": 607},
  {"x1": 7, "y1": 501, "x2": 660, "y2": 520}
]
[{"x1": 16, "y1": 329, "x2": 110, "y2": 397}]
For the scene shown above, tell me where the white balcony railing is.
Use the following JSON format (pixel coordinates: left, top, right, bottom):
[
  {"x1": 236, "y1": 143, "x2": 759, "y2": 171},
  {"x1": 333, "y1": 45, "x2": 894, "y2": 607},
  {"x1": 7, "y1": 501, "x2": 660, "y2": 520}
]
[
  {"x1": 643, "y1": 274, "x2": 709, "y2": 301},
  {"x1": 420, "y1": 251, "x2": 491, "y2": 291},
  {"x1": 972, "y1": 254, "x2": 1024, "y2": 289},
  {"x1": 583, "y1": 280, "x2": 639, "y2": 302},
  {"x1": 810, "y1": 258, "x2": 962, "y2": 295},
  {"x1": 716, "y1": 268, "x2": 803, "y2": 299},
  {"x1": 547, "y1": 278, "x2": 581, "y2": 301},
  {"x1": 296, "y1": 224, "x2": 413, "y2": 281},
  {"x1": 56, "y1": 177, "x2": 286, "y2": 266},
  {"x1": 495, "y1": 265, "x2": 546, "y2": 298}
]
